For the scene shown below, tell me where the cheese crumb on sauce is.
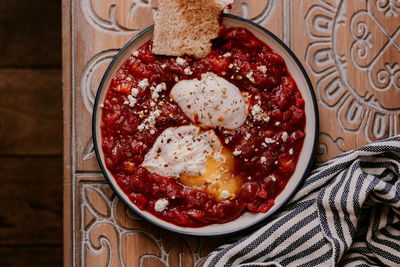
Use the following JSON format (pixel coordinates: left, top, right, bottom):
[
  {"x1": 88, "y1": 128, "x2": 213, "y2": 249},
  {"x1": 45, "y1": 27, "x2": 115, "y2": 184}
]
[
  {"x1": 221, "y1": 190, "x2": 231, "y2": 199},
  {"x1": 184, "y1": 67, "x2": 193, "y2": 75},
  {"x1": 170, "y1": 72, "x2": 248, "y2": 129},
  {"x1": 265, "y1": 137, "x2": 275, "y2": 144},
  {"x1": 154, "y1": 198, "x2": 169, "y2": 212},
  {"x1": 282, "y1": 131, "x2": 289, "y2": 142},
  {"x1": 260, "y1": 156, "x2": 267, "y2": 164},
  {"x1": 137, "y1": 109, "x2": 162, "y2": 131},
  {"x1": 258, "y1": 65, "x2": 267, "y2": 74},
  {"x1": 251, "y1": 102, "x2": 270, "y2": 122},
  {"x1": 233, "y1": 150, "x2": 242, "y2": 156},
  {"x1": 176, "y1": 57, "x2": 186, "y2": 65},
  {"x1": 142, "y1": 125, "x2": 241, "y2": 201},
  {"x1": 138, "y1": 78, "x2": 149, "y2": 89}
]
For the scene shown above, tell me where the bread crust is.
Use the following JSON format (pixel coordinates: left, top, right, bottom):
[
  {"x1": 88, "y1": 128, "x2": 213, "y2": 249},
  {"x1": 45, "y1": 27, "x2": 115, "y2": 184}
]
[{"x1": 152, "y1": 0, "x2": 229, "y2": 58}]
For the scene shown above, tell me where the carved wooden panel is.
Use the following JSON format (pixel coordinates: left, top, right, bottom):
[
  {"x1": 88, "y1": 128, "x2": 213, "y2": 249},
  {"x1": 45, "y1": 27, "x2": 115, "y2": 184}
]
[{"x1": 63, "y1": 0, "x2": 400, "y2": 266}]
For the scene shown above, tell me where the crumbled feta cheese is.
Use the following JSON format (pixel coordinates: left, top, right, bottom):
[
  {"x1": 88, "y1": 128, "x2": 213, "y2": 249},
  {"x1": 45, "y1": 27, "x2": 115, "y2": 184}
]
[
  {"x1": 123, "y1": 100, "x2": 129, "y2": 105},
  {"x1": 137, "y1": 109, "x2": 161, "y2": 131},
  {"x1": 265, "y1": 137, "x2": 275, "y2": 144},
  {"x1": 246, "y1": 71, "x2": 253, "y2": 79},
  {"x1": 275, "y1": 160, "x2": 278, "y2": 165},
  {"x1": 184, "y1": 67, "x2": 193, "y2": 75},
  {"x1": 229, "y1": 64, "x2": 233, "y2": 69},
  {"x1": 262, "y1": 143, "x2": 268, "y2": 148},
  {"x1": 156, "y1": 83, "x2": 166, "y2": 91},
  {"x1": 233, "y1": 150, "x2": 242, "y2": 156},
  {"x1": 161, "y1": 64, "x2": 166, "y2": 69},
  {"x1": 132, "y1": 51, "x2": 139, "y2": 57},
  {"x1": 138, "y1": 78, "x2": 149, "y2": 89},
  {"x1": 176, "y1": 57, "x2": 186, "y2": 65},
  {"x1": 251, "y1": 103, "x2": 262, "y2": 117},
  {"x1": 223, "y1": 52, "x2": 232, "y2": 57},
  {"x1": 258, "y1": 65, "x2": 267, "y2": 74},
  {"x1": 282, "y1": 132, "x2": 289, "y2": 142},
  {"x1": 152, "y1": 91, "x2": 159, "y2": 100},
  {"x1": 271, "y1": 175, "x2": 276, "y2": 182},
  {"x1": 245, "y1": 133, "x2": 251, "y2": 141},
  {"x1": 154, "y1": 198, "x2": 169, "y2": 212},
  {"x1": 151, "y1": 83, "x2": 166, "y2": 100},
  {"x1": 250, "y1": 102, "x2": 270, "y2": 123},
  {"x1": 127, "y1": 95, "x2": 137, "y2": 107},
  {"x1": 131, "y1": 88, "x2": 139, "y2": 97},
  {"x1": 99, "y1": 103, "x2": 104, "y2": 108},
  {"x1": 260, "y1": 156, "x2": 267, "y2": 164},
  {"x1": 221, "y1": 190, "x2": 231, "y2": 199},
  {"x1": 289, "y1": 148, "x2": 294, "y2": 155}
]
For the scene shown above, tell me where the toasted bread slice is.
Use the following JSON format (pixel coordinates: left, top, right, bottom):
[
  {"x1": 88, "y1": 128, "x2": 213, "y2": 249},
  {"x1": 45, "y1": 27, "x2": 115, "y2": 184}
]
[{"x1": 152, "y1": 0, "x2": 232, "y2": 58}]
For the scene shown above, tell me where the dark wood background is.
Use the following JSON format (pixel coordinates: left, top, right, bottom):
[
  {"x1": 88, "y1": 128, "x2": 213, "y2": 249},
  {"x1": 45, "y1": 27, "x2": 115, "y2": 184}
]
[{"x1": 0, "y1": 0, "x2": 62, "y2": 266}]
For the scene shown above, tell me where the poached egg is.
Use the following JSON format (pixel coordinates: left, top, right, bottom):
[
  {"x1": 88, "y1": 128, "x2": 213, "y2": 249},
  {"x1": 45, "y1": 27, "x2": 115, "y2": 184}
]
[
  {"x1": 141, "y1": 125, "x2": 241, "y2": 200},
  {"x1": 170, "y1": 72, "x2": 248, "y2": 129}
]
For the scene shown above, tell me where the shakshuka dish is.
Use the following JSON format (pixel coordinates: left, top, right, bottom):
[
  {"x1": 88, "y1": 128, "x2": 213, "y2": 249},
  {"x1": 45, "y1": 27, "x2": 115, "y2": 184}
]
[{"x1": 100, "y1": 27, "x2": 306, "y2": 227}]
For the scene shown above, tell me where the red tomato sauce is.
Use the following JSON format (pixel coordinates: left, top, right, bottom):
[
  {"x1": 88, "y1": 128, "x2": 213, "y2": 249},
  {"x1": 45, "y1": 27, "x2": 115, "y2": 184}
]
[{"x1": 101, "y1": 27, "x2": 305, "y2": 227}]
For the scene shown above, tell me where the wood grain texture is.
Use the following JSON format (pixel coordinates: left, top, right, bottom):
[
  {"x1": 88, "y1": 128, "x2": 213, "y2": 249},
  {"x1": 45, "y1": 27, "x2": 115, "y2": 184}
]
[
  {"x1": 0, "y1": 69, "x2": 62, "y2": 155},
  {"x1": 0, "y1": 0, "x2": 61, "y2": 67},
  {"x1": 0, "y1": 0, "x2": 63, "y2": 264},
  {"x1": 0, "y1": 245, "x2": 62, "y2": 267},
  {"x1": 0, "y1": 157, "x2": 62, "y2": 244},
  {"x1": 62, "y1": 1, "x2": 73, "y2": 266},
  {"x1": 63, "y1": 0, "x2": 400, "y2": 266}
]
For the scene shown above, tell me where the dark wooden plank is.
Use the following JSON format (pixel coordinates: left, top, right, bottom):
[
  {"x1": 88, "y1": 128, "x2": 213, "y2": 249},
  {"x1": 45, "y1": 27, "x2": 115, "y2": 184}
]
[
  {"x1": 0, "y1": 69, "x2": 62, "y2": 155},
  {"x1": 0, "y1": 245, "x2": 62, "y2": 267},
  {"x1": 0, "y1": 157, "x2": 62, "y2": 245},
  {"x1": 0, "y1": 0, "x2": 61, "y2": 67}
]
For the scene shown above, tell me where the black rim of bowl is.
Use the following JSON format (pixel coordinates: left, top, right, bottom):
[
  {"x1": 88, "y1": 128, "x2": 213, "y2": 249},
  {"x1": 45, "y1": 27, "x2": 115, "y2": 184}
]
[{"x1": 92, "y1": 13, "x2": 319, "y2": 236}]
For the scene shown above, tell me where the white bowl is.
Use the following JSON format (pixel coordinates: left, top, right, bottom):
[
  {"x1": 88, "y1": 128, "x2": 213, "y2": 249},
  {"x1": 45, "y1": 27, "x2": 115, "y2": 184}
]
[{"x1": 93, "y1": 14, "x2": 319, "y2": 236}]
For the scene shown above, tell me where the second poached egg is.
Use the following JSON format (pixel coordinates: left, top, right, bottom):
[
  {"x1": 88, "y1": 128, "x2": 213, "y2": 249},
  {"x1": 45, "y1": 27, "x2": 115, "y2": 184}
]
[{"x1": 141, "y1": 125, "x2": 241, "y2": 200}]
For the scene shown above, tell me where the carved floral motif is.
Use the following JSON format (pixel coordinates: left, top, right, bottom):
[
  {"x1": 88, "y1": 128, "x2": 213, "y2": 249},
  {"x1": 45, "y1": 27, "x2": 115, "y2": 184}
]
[
  {"x1": 80, "y1": 182, "x2": 223, "y2": 267},
  {"x1": 305, "y1": 0, "x2": 400, "y2": 159},
  {"x1": 80, "y1": 0, "x2": 157, "y2": 34}
]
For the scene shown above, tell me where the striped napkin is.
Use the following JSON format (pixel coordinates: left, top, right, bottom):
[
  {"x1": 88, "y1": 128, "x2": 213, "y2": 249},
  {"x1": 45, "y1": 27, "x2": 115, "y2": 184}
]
[{"x1": 203, "y1": 136, "x2": 400, "y2": 266}]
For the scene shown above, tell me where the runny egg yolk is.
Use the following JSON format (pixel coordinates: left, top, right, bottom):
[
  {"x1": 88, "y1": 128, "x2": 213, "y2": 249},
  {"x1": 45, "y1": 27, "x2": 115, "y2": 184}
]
[{"x1": 179, "y1": 147, "x2": 242, "y2": 201}]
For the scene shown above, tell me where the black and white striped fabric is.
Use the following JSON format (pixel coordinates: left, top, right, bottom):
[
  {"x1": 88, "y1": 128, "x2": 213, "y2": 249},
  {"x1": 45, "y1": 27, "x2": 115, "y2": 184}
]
[{"x1": 203, "y1": 136, "x2": 400, "y2": 266}]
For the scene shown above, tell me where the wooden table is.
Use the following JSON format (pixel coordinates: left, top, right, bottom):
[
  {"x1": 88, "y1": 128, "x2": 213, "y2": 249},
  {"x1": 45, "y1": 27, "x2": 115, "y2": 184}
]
[{"x1": 63, "y1": 0, "x2": 400, "y2": 266}]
